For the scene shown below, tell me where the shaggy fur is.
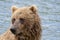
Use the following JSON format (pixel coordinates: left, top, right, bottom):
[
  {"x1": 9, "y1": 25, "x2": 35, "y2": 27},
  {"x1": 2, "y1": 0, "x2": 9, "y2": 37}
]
[{"x1": 0, "y1": 5, "x2": 42, "y2": 40}]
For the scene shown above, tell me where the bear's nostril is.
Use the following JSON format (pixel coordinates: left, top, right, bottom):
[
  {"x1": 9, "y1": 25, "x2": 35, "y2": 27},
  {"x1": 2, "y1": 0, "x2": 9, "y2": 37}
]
[{"x1": 10, "y1": 28, "x2": 16, "y2": 34}]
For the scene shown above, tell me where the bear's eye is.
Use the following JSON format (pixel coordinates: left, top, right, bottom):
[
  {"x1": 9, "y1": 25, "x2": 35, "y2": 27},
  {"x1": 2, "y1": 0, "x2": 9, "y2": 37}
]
[
  {"x1": 19, "y1": 18, "x2": 25, "y2": 24},
  {"x1": 12, "y1": 18, "x2": 15, "y2": 24}
]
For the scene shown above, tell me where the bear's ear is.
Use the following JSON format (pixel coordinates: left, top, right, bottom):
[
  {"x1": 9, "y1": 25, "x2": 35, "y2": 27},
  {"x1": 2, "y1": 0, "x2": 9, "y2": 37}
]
[
  {"x1": 29, "y1": 5, "x2": 37, "y2": 13},
  {"x1": 11, "y1": 6, "x2": 18, "y2": 13}
]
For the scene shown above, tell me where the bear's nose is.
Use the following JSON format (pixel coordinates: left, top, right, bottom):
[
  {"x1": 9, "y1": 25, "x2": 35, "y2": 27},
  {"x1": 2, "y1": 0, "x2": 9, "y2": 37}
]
[{"x1": 10, "y1": 28, "x2": 16, "y2": 34}]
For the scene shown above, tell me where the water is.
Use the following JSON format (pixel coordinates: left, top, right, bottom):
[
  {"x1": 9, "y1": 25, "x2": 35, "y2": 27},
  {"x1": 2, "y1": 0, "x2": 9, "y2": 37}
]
[{"x1": 0, "y1": 0, "x2": 60, "y2": 40}]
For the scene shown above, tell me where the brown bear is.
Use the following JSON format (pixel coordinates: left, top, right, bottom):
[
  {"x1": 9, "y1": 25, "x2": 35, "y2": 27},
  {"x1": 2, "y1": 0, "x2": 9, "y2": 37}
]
[{"x1": 0, "y1": 5, "x2": 42, "y2": 40}]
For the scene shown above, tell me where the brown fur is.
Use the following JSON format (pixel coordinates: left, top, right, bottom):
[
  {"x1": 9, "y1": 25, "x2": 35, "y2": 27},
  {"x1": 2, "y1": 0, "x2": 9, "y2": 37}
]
[{"x1": 0, "y1": 5, "x2": 42, "y2": 40}]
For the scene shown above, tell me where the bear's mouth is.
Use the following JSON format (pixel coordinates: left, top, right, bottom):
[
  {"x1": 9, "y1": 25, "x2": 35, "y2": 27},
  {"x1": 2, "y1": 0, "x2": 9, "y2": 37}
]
[
  {"x1": 17, "y1": 32, "x2": 23, "y2": 36},
  {"x1": 10, "y1": 28, "x2": 23, "y2": 36}
]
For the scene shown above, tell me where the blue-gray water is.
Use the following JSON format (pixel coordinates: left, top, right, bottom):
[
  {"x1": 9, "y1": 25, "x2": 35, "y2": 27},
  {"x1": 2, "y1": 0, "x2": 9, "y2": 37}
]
[{"x1": 0, "y1": 0, "x2": 60, "y2": 40}]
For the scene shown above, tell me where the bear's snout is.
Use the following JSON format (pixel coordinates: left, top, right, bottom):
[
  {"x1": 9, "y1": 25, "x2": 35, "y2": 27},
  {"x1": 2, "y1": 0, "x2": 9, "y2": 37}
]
[{"x1": 10, "y1": 28, "x2": 16, "y2": 34}]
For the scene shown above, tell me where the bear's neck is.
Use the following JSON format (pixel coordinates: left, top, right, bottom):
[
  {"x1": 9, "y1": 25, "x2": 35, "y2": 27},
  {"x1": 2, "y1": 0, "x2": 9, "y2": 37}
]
[
  {"x1": 14, "y1": 31, "x2": 36, "y2": 40},
  {"x1": 15, "y1": 35, "x2": 31, "y2": 40}
]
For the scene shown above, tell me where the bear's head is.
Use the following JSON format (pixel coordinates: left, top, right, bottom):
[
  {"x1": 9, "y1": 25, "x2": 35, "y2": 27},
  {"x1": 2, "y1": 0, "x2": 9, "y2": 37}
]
[{"x1": 10, "y1": 5, "x2": 40, "y2": 36}]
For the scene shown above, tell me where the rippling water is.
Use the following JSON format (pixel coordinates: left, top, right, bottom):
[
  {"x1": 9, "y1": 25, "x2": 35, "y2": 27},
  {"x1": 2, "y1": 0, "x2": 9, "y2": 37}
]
[{"x1": 0, "y1": 0, "x2": 60, "y2": 40}]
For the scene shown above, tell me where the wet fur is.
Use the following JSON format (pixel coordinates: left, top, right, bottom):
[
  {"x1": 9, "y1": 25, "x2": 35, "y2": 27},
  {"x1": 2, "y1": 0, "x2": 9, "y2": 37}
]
[{"x1": 0, "y1": 5, "x2": 42, "y2": 40}]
